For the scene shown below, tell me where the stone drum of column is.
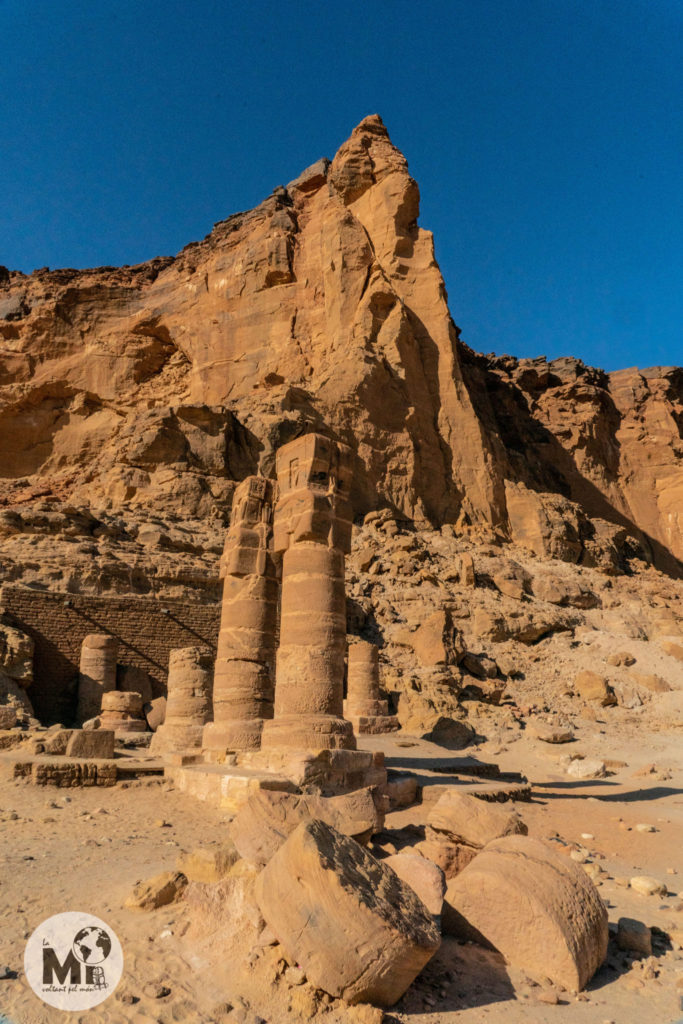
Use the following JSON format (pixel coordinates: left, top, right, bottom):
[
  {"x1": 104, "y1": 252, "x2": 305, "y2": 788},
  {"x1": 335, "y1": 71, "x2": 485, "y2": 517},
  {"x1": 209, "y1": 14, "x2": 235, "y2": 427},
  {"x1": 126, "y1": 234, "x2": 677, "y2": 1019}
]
[
  {"x1": 151, "y1": 646, "x2": 213, "y2": 754},
  {"x1": 344, "y1": 639, "x2": 399, "y2": 734},
  {"x1": 99, "y1": 690, "x2": 148, "y2": 733},
  {"x1": 77, "y1": 634, "x2": 118, "y2": 725},
  {"x1": 262, "y1": 433, "x2": 356, "y2": 751},
  {"x1": 203, "y1": 476, "x2": 278, "y2": 754}
]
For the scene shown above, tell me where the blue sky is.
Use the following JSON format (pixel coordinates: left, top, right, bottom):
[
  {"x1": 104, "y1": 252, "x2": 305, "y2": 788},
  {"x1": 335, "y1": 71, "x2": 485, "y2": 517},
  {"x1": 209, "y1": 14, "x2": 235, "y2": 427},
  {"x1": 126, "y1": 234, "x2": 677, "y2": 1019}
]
[{"x1": 1, "y1": 0, "x2": 681, "y2": 371}]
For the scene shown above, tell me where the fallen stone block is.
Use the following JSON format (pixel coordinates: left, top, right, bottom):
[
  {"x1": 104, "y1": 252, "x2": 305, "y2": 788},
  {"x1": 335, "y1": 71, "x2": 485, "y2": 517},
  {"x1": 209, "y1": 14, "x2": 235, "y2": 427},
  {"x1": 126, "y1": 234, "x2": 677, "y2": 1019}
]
[
  {"x1": 386, "y1": 774, "x2": 418, "y2": 810},
  {"x1": 230, "y1": 787, "x2": 383, "y2": 867},
  {"x1": 617, "y1": 917, "x2": 652, "y2": 956},
  {"x1": 526, "y1": 718, "x2": 574, "y2": 743},
  {"x1": 630, "y1": 875, "x2": 668, "y2": 897},
  {"x1": 65, "y1": 729, "x2": 115, "y2": 759},
  {"x1": 144, "y1": 696, "x2": 167, "y2": 732},
  {"x1": 413, "y1": 837, "x2": 478, "y2": 879},
  {"x1": 43, "y1": 729, "x2": 74, "y2": 755},
  {"x1": 177, "y1": 842, "x2": 240, "y2": 883},
  {"x1": 574, "y1": 670, "x2": 616, "y2": 706},
  {"x1": 566, "y1": 757, "x2": 606, "y2": 780},
  {"x1": 384, "y1": 852, "x2": 445, "y2": 917},
  {"x1": 255, "y1": 819, "x2": 441, "y2": 1006},
  {"x1": 442, "y1": 835, "x2": 608, "y2": 991},
  {"x1": 427, "y1": 789, "x2": 526, "y2": 849},
  {"x1": 125, "y1": 871, "x2": 188, "y2": 911}
]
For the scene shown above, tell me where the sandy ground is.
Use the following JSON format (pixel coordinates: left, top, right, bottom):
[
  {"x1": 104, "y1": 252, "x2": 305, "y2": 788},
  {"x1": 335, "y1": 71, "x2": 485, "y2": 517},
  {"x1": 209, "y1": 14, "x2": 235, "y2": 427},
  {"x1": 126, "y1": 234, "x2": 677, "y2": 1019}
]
[{"x1": 0, "y1": 718, "x2": 682, "y2": 1024}]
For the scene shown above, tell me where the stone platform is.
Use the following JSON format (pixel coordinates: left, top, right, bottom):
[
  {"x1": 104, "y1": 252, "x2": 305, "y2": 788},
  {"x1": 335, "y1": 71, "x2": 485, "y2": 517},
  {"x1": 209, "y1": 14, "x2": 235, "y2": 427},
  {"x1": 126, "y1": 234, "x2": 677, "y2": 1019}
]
[{"x1": 164, "y1": 747, "x2": 388, "y2": 813}]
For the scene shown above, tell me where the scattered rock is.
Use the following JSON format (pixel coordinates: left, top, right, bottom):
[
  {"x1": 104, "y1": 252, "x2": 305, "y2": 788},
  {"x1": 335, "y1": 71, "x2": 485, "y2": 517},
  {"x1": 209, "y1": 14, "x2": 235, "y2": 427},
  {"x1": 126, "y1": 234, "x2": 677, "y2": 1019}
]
[
  {"x1": 177, "y1": 842, "x2": 240, "y2": 883},
  {"x1": 527, "y1": 718, "x2": 574, "y2": 743},
  {"x1": 566, "y1": 758, "x2": 607, "y2": 780},
  {"x1": 125, "y1": 871, "x2": 188, "y2": 911},
  {"x1": 616, "y1": 918, "x2": 652, "y2": 956},
  {"x1": 630, "y1": 876, "x2": 668, "y2": 898},
  {"x1": 574, "y1": 671, "x2": 616, "y2": 707}
]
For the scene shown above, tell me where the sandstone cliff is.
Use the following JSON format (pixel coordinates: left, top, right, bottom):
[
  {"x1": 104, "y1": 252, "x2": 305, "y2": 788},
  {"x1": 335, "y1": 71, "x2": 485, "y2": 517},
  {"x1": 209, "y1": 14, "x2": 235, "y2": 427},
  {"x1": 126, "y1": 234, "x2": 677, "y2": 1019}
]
[{"x1": 0, "y1": 115, "x2": 681, "y2": 586}]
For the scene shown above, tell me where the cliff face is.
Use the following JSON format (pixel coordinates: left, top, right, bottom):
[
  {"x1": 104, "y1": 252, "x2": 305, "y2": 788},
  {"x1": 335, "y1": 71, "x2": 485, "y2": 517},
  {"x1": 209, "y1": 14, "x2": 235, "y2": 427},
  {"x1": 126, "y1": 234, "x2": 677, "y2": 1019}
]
[{"x1": 0, "y1": 114, "x2": 681, "y2": 584}]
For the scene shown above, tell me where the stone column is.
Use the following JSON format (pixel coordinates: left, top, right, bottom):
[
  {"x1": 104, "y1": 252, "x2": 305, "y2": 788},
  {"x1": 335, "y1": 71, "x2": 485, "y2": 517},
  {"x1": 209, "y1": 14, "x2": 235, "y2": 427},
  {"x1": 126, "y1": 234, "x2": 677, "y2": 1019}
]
[
  {"x1": 344, "y1": 639, "x2": 399, "y2": 734},
  {"x1": 151, "y1": 646, "x2": 213, "y2": 754},
  {"x1": 262, "y1": 434, "x2": 356, "y2": 751},
  {"x1": 203, "y1": 477, "x2": 278, "y2": 755},
  {"x1": 77, "y1": 634, "x2": 118, "y2": 725},
  {"x1": 99, "y1": 691, "x2": 147, "y2": 733}
]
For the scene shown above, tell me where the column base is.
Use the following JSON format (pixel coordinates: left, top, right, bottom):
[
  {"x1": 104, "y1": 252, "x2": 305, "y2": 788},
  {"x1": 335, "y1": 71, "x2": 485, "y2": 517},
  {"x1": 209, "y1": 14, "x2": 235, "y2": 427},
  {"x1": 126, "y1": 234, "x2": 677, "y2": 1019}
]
[
  {"x1": 149, "y1": 723, "x2": 204, "y2": 755},
  {"x1": 261, "y1": 714, "x2": 356, "y2": 751},
  {"x1": 202, "y1": 719, "x2": 265, "y2": 757}
]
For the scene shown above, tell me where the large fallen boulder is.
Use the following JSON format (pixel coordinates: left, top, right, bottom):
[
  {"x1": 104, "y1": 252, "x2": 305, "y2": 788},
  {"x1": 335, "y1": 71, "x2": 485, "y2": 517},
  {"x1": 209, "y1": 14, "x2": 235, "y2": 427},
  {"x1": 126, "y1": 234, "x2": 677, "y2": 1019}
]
[
  {"x1": 442, "y1": 835, "x2": 608, "y2": 991},
  {"x1": 427, "y1": 789, "x2": 527, "y2": 849},
  {"x1": 230, "y1": 787, "x2": 383, "y2": 867},
  {"x1": 255, "y1": 819, "x2": 441, "y2": 1006}
]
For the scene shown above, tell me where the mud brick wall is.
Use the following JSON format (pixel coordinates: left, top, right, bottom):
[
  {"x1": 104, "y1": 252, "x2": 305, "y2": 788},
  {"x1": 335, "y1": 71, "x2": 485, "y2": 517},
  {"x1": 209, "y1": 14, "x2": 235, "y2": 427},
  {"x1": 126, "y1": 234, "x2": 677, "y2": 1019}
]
[{"x1": 0, "y1": 586, "x2": 220, "y2": 725}]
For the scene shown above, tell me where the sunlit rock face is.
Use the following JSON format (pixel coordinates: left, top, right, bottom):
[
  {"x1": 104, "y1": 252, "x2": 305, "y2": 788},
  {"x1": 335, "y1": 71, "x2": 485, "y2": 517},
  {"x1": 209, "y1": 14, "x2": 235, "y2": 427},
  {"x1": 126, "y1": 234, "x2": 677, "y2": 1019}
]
[{"x1": 1, "y1": 115, "x2": 681, "y2": 580}]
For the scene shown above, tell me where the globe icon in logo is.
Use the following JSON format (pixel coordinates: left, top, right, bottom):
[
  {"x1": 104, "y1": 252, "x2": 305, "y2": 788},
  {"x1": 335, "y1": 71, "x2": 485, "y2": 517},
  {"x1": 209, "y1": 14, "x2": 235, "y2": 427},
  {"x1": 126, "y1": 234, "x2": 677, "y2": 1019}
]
[{"x1": 72, "y1": 927, "x2": 112, "y2": 966}]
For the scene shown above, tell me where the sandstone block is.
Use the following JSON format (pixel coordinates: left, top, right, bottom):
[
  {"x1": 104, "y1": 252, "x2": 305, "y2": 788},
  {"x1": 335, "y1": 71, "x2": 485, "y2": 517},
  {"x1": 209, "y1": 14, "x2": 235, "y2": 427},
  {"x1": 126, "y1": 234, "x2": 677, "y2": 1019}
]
[
  {"x1": 617, "y1": 917, "x2": 652, "y2": 956},
  {"x1": 427, "y1": 789, "x2": 526, "y2": 849},
  {"x1": 65, "y1": 729, "x2": 115, "y2": 759},
  {"x1": 144, "y1": 696, "x2": 166, "y2": 731},
  {"x1": 631, "y1": 672, "x2": 672, "y2": 693},
  {"x1": 574, "y1": 670, "x2": 616, "y2": 706},
  {"x1": 409, "y1": 610, "x2": 464, "y2": 666},
  {"x1": 442, "y1": 835, "x2": 608, "y2": 991},
  {"x1": 566, "y1": 757, "x2": 607, "y2": 780},
  {"x1": 230, "y1": 787, "x2": 382, "y2": 867},
  {"x1": 125, "y1": 871, "x2": 188, "y2": 911},
  {"x1": 384, "y1": 852, "x2": 445, "y2": 917},
  {"x1": 630, "y1": 875, "x2": 668, "y2": 897},
  {"x1": 527, "y1": 718, "x2": 574, "y2": 743},
  {"x1": 255, "y1": 819, "x2": 441, "y2": 1005},
  {"x1": 177, "y1": 842, "x2": 240, "y2": 883},
  {"x1": 43, "y1": 728, "x2": 74, "y2": 754},
  {"x1": 0, "y1": 706, "x2": 17, "y2": 730},
  {"x1": 414, "y1": 838, "x2": 478, "y2": 879}
]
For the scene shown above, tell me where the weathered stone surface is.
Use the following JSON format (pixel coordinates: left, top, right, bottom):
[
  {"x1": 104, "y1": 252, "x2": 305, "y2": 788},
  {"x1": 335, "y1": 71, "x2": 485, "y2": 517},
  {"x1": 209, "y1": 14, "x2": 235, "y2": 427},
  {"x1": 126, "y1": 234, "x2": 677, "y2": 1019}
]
[
  {"x1": 77, "y1": 634, "x2": 118, "y2": 725},
  {"x1": 526, "y1": 718, "x2": 574, "y2": 743},
  {"x1": 144, "y1": 696, "x2": 166, "y2": 732},
  {"x1": 230, "y1": 787, "x2": 382, "y2": 867},
  {"x1": 427, "y1": 789, "x2": 527, "y2": 849},
  {"x1": 150, "y1": 646, "x2": 212, "y2": 754},
  {"x1": 203, "y1": 476, "x2": 277, "y2": 755},
  {"x1": 414, "y1": 838, "x2": 478, "y2": 879},
  {"x1": 442, "y1": 835, "x2": 608, "y2": 991},
  {"x1": 262, "y1": 434, "x2": 356, "y2": 752},
  {"x1": 100, "y1": 689, "x2": 148, "y2": 733},
  {"x1": 0, "y1": 622, "x2": 33, "y2": 683},
  {"x1": 255, "y1": 819, "x2": 441, "y2": 1005},
  {"x1": 404, "y1": 610, "x2": 464, "y2": 667},
  {"x1": 384, "y1": 852, "x2": 445, "y2": 916},
  {"x1": 574, "y1": 670, "x2": 616, "y2": 706},
  {"x1": 566, "y1": 757, "x2": 607, "y2": 780},
  {"x1": 65, "y1": 729, "x2": 115, "y2": 759},
  {"x1": 176, "y1": 842, "x2": 240, "y2": 883},
  {"x1": 630, "y1": 875, "x2": 668, "y2": 897},
  {"x1": 617, "y1": 917, "x2": 652, "y2": 956},
  {"x1": 125, "y1": 871, "x2": 188, "y2": 911}
]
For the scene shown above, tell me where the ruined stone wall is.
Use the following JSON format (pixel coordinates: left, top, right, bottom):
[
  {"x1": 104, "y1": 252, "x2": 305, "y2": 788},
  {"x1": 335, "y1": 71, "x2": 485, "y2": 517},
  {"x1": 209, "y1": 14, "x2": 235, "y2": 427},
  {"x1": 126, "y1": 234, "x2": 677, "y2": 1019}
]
[{"x1": 0, "y1": 585, "x2": 219, "y2": 724}]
